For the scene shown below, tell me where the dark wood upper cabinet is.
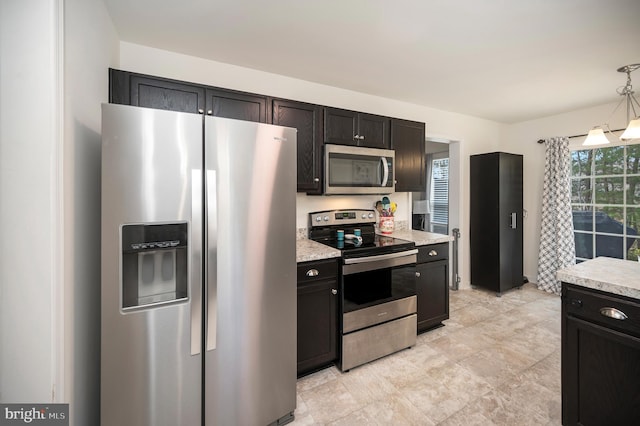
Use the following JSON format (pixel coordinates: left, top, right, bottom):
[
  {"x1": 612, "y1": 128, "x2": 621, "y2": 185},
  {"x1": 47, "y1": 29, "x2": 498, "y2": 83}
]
[
  {"x1": 272, "y1": 99, "x2": 323, "y2": 194},
  {"x1": 205, "y1": 88, "x2": 269, "y2": 123},
  {"x1": 109, "y1": 68, "x2": 428, "y2": 195},
  {"x1": 324, "y1": 107, "x2": 390, "y2": 149},
  {"x1": 110, "y1": 69, "x2": 206, "y2": 114},
  {"x1": 131, "y1": 76, "x2": 205, "y2": 114},
  {"x1": 109, "y1": 69, "x2": 268, "y2": 122},
  {"x1": 109, "y1": 69, "x2": 131, "y2": 105},
  {"x1": 358, "y1": 113, "x2": 390, "y2": 149},
  {"x1": 323, "y1": 108, "x2": 358, "y2": 146},
  {"x1": 391, "y1": 119, "x2": 426, "y2": 192}
]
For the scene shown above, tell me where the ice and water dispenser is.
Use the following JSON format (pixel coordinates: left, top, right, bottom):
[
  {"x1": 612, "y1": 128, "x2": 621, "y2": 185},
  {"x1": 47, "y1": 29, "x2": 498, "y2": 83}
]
[{"x1": 121, "y1": 223, "x2": 188, "y2": 309}]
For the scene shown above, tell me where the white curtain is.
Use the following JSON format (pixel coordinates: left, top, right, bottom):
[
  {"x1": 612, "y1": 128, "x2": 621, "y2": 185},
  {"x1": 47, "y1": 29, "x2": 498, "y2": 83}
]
[{"x1": 537, "y1": 137, "x2": 576, "y2": 294}]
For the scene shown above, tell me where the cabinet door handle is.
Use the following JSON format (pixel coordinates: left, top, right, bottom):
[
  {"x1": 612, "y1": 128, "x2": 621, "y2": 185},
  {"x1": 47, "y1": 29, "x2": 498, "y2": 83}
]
[
  {"x1": 428, "y1": 250, "x2": 438, "y2": 257},
  {"x1": 359, "y1": 135, "x2": 365, "y2": 140},
  {"x1": 306, "y1": 269, "x2": 319, "y2": 277},
  {"x1": 207, "y1": 110, "x2": 213, "y2": 115},
  {"x1": 415, "y1": 272, "x2": 421, "y2": 278},
  {"x1": 600, "y1": 307, "x2": 628, "y2": 320},
  {"x1": 353, "y1": 134, "x2": 360, "y2": 140},
  {"x1": 313, "y1": 177, "x2": 320, "y2": 182},
  {"x1": 331, "y1": 289, "x2": 337, "y2": 295},
  {"x1": 198, "y1": 109, "x2": 204, "y2": 114}
]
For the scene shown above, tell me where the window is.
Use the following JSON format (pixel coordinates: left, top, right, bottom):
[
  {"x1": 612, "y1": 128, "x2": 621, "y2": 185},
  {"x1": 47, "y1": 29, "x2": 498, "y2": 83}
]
[
  {"x1": 430, "y1": 156, "x2": 449, "y2": 234},
  {"x1": 570, "y1": 143, "x2": 640, "y2": 261}
]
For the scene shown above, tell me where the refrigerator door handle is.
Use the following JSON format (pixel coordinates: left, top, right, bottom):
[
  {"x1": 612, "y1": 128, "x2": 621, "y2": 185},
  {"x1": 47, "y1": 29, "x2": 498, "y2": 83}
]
[
  {"x1": 206, "y1": 170, "x2": 218, "y2": 351},
  {"x1": 510, "y1": 212, "x2": 517, "y2": 229},
  {"x1": 191, "y1": 169, "x2": 203, "y2": 355}
]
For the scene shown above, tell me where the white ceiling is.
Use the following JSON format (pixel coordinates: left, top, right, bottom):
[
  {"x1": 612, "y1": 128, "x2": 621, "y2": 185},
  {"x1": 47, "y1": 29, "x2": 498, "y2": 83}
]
[{"x1": 102, "y1": 0, "x2": 640, "y2": 123}]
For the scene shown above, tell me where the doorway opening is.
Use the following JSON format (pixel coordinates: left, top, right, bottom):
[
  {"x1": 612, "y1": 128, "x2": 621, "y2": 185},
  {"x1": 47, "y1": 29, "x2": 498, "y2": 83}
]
[{"x1": 412, "y1": 140, "x2": 450, "y2": 234}]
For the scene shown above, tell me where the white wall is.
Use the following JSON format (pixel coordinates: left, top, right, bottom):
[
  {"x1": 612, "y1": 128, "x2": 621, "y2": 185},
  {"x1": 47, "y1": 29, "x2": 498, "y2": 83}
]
[
  {"x1": 119, "y1": 42, "x2": 504, "y2": 288},
  {"x1": 64, "y1": 0, "x2": 119, "y2": 424},
  {"x1": 503, "y1": 101, "x2": 629, "y2": 282},
  {"x1": 0, "y1": 0, "x2": 117, "y2": 422},
  {"x1": 0, "y1": 0, "x2": 61, "y2": 402}
]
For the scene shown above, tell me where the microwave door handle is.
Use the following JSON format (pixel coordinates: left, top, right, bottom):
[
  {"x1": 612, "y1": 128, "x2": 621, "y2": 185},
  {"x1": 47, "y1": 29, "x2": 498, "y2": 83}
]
[{"x1": 380, "y1": 157, "x2": 389, "y2": 186}]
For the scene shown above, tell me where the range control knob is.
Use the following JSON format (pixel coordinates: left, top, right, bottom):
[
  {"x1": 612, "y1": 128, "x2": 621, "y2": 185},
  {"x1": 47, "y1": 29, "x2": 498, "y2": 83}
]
[
  {"x1": 362, "y1": 214, "x2": 367, "y2": 219},
  {"x1": 368, "y1": 213, "x2": 374, "y2": 219},
  {"x1": 324, "y1": 216, "x2": 330, "y2": 222},
  {"x1": 315, "y1": 216, "x2": 322, "y2": 222}
]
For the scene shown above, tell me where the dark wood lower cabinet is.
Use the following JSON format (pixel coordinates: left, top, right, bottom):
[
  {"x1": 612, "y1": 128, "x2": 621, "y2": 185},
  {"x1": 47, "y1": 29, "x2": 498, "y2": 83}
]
[
  {"x1": 416, "y1": 243, "x2": 449, "y2": 332},
  {"x1": 562, "y1": 283, "x2": 640, "y2": 425},
  {"x1": 297, "y1": 259, "x2": 339, "y2": 376}
]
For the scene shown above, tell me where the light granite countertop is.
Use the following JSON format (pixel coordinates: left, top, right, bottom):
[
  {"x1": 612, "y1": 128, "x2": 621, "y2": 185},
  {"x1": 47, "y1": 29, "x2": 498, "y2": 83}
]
[
  {"x1": 296, "y1": 229, "x2": 453, "y2": 263},
  {"x1": 379, "y1": 229, "x2": 454, "y2": 246},
  {"x1": 296, "y1": 239, "x2": 341, "y2": 263},
  {"x1": 556, "y1": 257, "x2": 640, "y2": 300}
]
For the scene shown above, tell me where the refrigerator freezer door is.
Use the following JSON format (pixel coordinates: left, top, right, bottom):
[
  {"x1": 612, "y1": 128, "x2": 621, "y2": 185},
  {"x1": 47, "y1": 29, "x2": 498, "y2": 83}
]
[
  {"x1": 204, "y1": 117, "x2": 297, "y2": 426},
  {"x1": 101, "y1": 104, "x2": 203, "y2": 426}
]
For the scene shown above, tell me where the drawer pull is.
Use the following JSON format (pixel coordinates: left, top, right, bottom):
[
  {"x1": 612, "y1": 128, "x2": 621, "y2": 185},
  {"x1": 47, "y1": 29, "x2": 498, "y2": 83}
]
[
  {"x1": 600, "y1": 307, "x2": 628, "y2": 320},
  {"x1": 428, "y1": 250, "x2": 438, "y2": 256},
  {"x1": 331, "y1": 289, "x2": 337, "y2": 295},
  {"x1": 305, "y1": 269, "x2": 319, "y2": 277}
]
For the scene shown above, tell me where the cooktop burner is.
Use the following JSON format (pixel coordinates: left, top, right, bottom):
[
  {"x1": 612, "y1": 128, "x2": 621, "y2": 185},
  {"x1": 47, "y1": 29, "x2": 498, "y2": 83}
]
[
  {"x1": 308, "y1": 209, "x2": 415, "y2": 259},
  {"x1": 319, "y1": 234, "x2": 415, "y2": 258}
]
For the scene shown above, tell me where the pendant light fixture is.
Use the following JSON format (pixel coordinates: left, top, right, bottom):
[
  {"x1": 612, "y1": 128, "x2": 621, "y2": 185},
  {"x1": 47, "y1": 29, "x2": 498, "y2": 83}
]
[
  {"x1": 583, "y1": 63, "x2": 640, "y2": 146},
  {"x1": 583, "y1": 126, "x2": 611, "y2": 146}
]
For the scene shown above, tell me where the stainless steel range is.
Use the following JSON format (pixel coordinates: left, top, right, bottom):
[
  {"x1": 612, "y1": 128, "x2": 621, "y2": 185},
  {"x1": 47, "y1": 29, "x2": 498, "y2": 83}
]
[{"x1": 309, "y1": 209, "x2": 418, "y2": 371}]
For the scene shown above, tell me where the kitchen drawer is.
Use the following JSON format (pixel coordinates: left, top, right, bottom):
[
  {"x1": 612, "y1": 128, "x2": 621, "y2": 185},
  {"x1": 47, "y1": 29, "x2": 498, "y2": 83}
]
[
  {"x1": 341, "y1": 314, "x2": 416, "y2": 371},
  {"x1": 297, "y1": 259, "x2": 339, "y2": 284},
  {"x1": 564, "y1": 285, "x2": 640, "y2": 338},
  {"x1": 417, "y1": 243, "x2": 448, "y2": 263}
]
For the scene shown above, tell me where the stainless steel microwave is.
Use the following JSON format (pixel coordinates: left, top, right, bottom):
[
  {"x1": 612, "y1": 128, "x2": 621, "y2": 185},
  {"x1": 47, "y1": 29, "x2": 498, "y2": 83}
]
[{"x1": 324, "y1": 144, "x2": 395, "y2": 194}]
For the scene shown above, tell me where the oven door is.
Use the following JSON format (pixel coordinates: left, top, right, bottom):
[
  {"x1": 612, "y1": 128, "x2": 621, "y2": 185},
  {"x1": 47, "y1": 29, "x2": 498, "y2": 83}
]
[{"x1": 342, "y1": 249, "x2": 417, "y2": 315}]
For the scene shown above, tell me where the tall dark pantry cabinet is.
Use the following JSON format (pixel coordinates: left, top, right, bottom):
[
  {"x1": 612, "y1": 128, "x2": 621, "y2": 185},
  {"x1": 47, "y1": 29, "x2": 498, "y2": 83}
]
[{"x1": 470, "y1": 152, "x2": 523, "y2": 296}]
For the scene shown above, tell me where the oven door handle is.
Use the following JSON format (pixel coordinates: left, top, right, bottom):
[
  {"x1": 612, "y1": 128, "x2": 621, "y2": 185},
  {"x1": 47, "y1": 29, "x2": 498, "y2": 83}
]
[
  {"x1": 343, "y1": 249, "x2": 418, "y2": 275},
  {"x1": 344, "y1": 249, "x2": 418, "y2": 265}
]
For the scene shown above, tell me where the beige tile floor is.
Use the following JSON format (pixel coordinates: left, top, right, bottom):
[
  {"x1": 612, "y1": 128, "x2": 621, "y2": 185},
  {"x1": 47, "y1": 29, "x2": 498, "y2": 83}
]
[{"x1": 292, "y1": 283, "x2": 562, "y2": 425}]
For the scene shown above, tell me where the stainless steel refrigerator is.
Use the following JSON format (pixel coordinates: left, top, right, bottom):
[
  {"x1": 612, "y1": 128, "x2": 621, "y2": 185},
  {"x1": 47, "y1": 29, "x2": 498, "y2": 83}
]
[{"x1": 101, "y1": 103, "x2": 297, "y2": 426}]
